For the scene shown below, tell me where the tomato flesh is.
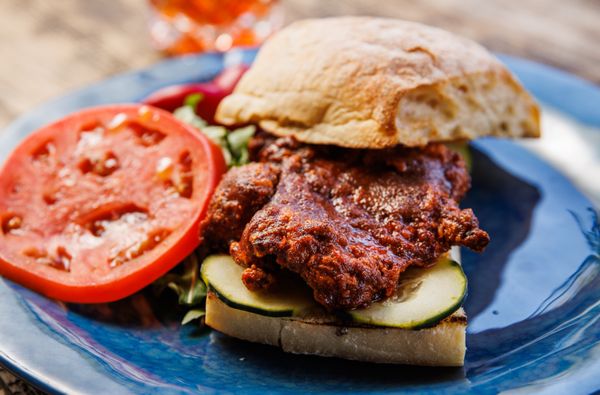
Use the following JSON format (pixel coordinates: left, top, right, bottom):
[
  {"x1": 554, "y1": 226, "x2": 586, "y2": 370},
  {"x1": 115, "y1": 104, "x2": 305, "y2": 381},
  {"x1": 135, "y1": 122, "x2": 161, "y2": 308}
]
[{"x1": 0, "y1": 105, "x2": 225, "y2": 303}]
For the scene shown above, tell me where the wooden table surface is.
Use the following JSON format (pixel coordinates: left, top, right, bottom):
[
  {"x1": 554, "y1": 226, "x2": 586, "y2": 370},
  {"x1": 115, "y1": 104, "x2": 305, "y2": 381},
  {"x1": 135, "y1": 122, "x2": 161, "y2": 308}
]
[{"x1": 0, "y1": 0, "x2": 599, "y2": 393}]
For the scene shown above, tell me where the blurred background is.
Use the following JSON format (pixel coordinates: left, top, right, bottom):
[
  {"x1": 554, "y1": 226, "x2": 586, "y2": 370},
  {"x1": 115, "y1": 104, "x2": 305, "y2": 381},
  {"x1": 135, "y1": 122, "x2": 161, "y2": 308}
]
[
  {"x1": 0, "y1": 0, "x2": 599, "y2": 393},
  {"x1": 0, "y1": 0, "x2": 599, "y2": 132}
]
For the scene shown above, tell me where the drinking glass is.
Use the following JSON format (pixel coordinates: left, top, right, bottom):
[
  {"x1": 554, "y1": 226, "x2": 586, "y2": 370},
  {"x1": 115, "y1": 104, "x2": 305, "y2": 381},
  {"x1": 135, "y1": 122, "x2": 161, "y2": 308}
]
[{"x1": 148, "y1": 0, "x2": 284, "y2": 55}]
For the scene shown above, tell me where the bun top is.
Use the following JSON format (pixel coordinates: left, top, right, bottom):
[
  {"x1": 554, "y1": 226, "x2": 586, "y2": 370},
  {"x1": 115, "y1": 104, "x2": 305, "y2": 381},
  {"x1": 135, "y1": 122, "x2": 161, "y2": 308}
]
[{"x1": 216, "y1": 17, "x2": 540, "y2": 148}]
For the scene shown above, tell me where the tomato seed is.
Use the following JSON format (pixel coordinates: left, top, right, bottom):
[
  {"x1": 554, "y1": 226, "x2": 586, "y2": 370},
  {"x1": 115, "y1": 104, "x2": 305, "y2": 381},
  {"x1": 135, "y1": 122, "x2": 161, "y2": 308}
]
[
  {"x1": 137, "y1": 106, "x2": 153, "y2": 121},
  {"x1": 156, "y1": 157, "x2": 174, "y2": 180},
  {"x1": 31, "y1": 140, "x2": 56, "y2": 162},
  {"x1": 43, "y1": 193, "x2": 57, "y2": 205},
  {"x1": 22, "y1": 247, "x2": 71, "y2": 272},
  {"x1": 55, "y1": 246, "x2": 72, "y2": 272},
  {"x1": 107, "y1": 113, "x2": 128, "y2": 131},
  {"x1": 23, "y1": 247, "x2": 45, "y2": 259},
  {"x1": 77, "y1": 127, "x2": 104, "y2": 151},
  {"x1": 109, "y1": 228, "x2": 171, "y2": 268},
  {"x1": 179, "y1": 151, "x2": 193, "y2": 172},
  {"x1": 78, "y1": 151, "x2": 120, "y2": 177},
  {"x1": 84, "y1": 203, "x2": 148, "y2": 237},
  {"x1": 129, "y1": 122, "x2": 166, "y2": 147},
  {"x1": 79, "y1": 120, "x2": 103, "y2": 133},
  {"x1": 173, "y1": 151, "x2": 194, "y2": 198},
  {"x1": 176, "y1": 174, "x2": 194, "y2": 198},
  {"x1": 1, "y1": 214, "x2": 22, "y2": 234},
  {"x1": 78, "y1": 158, "x2": 93, "y2": 174}
]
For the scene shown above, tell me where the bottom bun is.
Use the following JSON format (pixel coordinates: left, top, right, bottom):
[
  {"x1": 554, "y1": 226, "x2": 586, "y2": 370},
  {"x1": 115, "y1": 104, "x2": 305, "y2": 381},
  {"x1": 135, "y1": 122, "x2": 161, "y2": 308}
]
[{"x1": 205, "y1": 292, "x2": 466, "y2": 366}]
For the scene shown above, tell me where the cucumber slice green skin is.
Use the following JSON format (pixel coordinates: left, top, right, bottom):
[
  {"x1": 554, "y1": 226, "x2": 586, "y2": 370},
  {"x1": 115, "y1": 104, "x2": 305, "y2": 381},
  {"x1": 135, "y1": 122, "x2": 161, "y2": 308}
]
[
  {"x1": 349, "y1": 259, "x2": 467, "y2": 330},
  {"x1": 201, "y1": 255, "x2": 314, "y2": 318},
  {"x1": 201, "y1": 254, "x2": 467, "y2": 329},
  {"x1": 416, "y1": 261, "x2": 466, "y2": 329},
  {"x1": 207, "y1": 285, "x2": 295, "y2": 317},
  {"x1": 402, "y1": 261, "x2": 466, "y2": 329}
]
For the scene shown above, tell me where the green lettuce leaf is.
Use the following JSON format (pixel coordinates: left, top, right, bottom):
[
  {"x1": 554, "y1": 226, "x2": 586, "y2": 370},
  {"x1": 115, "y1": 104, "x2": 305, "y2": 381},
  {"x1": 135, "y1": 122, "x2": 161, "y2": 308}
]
[
  {"x1": 227, "y1": 125, "x2": 255, "y2": 166},
  {"x1": 153, "y1": 253, "x2": 207, "y2": 324},
  {"x1": 173, "y1": 94, "x2": 255, "y2": 167},
  {"x1": 173, "y1": 105, "x2": 207, "y2": 130},
  {"x1": 181, "y1": 309, "x2": 206, "y2": 325}
]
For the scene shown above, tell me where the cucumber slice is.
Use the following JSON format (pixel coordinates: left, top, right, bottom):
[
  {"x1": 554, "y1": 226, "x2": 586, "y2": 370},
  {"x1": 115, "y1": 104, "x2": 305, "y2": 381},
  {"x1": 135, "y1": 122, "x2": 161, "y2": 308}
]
[
  {"x1": 201, "y1": 254, "x2": 466, "y2": 329},
  {"x1": 201, "y1": 255, "x2": 314, "y2": 317},
  {"x1": 349, "y1": 258, "x2": 467, "y2": 329}
]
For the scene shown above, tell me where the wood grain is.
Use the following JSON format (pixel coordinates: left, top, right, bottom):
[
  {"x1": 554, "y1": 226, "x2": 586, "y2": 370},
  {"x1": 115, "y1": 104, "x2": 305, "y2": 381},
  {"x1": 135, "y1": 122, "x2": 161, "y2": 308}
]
[{"x1": 0, "y1": 0, "x2": 598, "y2": 392}]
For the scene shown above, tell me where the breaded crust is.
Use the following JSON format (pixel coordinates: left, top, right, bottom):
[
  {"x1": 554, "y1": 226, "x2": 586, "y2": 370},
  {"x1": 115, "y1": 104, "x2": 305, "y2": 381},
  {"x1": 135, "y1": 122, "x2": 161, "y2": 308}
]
[{"x1": 216, "y1": 17, "x2": 540, "y2": 148}]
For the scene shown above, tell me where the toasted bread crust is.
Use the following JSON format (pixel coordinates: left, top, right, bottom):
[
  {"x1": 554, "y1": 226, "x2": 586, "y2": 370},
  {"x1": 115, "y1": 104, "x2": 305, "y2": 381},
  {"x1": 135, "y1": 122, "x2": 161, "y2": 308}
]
[
  {"x1": 216, "y1": 17, "x2": 540, "y2": 148},
  {"x1": 205, "y1": 292, "x2": 466, "y2": 366}
]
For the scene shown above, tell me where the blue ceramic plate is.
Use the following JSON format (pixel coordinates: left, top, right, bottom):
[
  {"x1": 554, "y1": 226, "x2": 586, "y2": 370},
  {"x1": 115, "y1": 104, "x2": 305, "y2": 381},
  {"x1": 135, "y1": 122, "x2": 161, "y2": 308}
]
[{"x1": 1, "y1": 50, "x2": 599, "y2": 394}]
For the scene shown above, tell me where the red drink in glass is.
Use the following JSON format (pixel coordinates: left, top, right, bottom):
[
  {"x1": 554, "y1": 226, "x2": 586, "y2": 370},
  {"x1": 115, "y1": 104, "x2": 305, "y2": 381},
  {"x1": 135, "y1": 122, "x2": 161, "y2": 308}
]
[{"x1": 148, "y1": 0, "x2": 284, "y2": 55}]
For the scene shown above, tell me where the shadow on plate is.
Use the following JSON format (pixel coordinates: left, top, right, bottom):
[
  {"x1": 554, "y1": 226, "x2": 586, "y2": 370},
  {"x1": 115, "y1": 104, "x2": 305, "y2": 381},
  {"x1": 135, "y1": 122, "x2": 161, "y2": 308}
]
[
  {"x1": 465, "y1": 208, "x2": 600, "y2": 379},
  {"x1": 461, "y1": 147, "x2": 541, "y2": 319}
]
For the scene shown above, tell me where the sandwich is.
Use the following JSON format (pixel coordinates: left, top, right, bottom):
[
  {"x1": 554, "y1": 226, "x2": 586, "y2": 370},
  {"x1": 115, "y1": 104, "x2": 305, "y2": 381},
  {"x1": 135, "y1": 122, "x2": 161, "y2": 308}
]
[{"x1": 197, "y1": 17, "x2": 540, "y2": 366}]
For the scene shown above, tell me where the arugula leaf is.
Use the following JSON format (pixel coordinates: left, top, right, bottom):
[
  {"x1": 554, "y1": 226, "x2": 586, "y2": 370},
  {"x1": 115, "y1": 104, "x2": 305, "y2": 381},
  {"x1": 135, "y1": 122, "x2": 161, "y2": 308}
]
[
  {"x1": 228, "y1": 125, "x2": 256, "y2": 166},
  {"x1": 154, "y1": 253, "x2": 206, "y2": 307},
  {"x1": 182, "y1": 309, "x2": 206, "y2": 325},
  {"x1": 184, "y1": 92, "x2": 204, "y2": 109}
]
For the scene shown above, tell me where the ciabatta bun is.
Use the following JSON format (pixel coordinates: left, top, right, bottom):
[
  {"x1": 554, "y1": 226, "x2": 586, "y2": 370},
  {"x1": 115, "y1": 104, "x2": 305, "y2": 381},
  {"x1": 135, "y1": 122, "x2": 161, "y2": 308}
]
[
  {"x1": 216, "y1": 17, "x2": 540, "y2": 148},
  {"x1": 206, "y1": 293, "x2": 466, "y2": 366}
]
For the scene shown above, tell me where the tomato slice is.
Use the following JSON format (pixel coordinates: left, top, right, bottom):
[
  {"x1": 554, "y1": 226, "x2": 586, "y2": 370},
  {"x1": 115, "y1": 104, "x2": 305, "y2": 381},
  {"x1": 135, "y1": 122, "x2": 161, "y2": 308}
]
[{"x1": 0, "y1": 104, "x2": 226, "y2": 303}]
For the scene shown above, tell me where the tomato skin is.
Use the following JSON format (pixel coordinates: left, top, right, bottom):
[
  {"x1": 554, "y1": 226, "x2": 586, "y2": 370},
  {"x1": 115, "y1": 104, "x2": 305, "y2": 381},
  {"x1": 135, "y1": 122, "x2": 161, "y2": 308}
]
[
  {"x1": 142, "y1": 64, "x2": 249, "y2": 122},
  {"x1": 0, "y1": 105, "x2": 226, "y2": 303},
  {"x1": 144, "y1": 83, "x2": 224, "y2": 123}
]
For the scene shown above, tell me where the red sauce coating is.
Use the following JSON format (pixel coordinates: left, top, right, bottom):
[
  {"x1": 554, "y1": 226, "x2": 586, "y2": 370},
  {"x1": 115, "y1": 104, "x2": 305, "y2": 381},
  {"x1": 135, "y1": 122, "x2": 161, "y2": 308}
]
[{"x1": 200, "y1": 134, "x2": 489, "y2": 310}]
